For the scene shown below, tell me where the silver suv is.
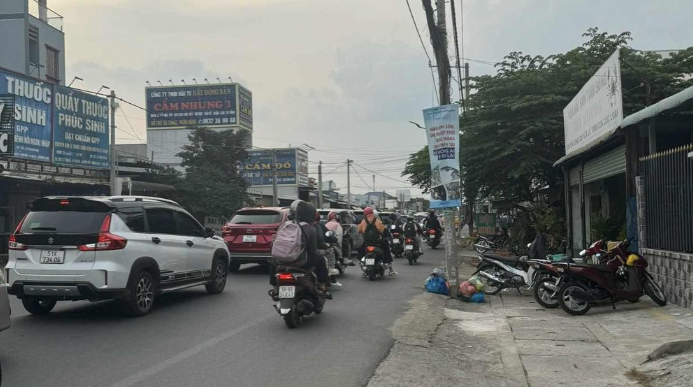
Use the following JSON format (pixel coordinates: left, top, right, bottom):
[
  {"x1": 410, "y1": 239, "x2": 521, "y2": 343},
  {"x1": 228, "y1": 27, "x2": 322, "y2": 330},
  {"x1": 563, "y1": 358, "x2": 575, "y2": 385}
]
[{"x1": 6, "y1": 196, "x2": 230, "y2": 317}]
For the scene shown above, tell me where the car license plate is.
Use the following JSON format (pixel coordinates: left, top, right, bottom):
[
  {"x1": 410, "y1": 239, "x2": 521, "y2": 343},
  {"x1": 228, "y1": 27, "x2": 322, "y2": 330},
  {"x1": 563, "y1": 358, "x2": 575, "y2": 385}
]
[
  {"x1": 405, "y1": 245, "x2": 414, "y2": 251},
  {"x1": 365, "y1": 258, "x2": 375, "y2": 265},
  {"x1": 278, "y1": 286, "x2": 295, "y2": 299},
  {"x1": 242, "y1": 235, "x2": 257, "y2": 243},
  {"x1": 392, "y1": 239, "x2": 400, "y2": 244},
  {"x1": 40, "y1": 250, "x2": 65, "y2": 264}
]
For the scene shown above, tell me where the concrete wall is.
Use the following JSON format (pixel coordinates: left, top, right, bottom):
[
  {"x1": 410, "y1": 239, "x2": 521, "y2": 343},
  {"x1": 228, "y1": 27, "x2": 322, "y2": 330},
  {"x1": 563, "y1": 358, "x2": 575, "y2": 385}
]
[
  {"x1": 29, "y1": 14, "x2": 65, "y2": 83},
  {"x1": 0, "y1": 18, "x2": 26, "y2": 75},
  {"x1": 0, "y1": 0, "x2": 27, "y2": 14},
  {"x1": 637, "y1": 175, "x2": 693, "y2": 308}
]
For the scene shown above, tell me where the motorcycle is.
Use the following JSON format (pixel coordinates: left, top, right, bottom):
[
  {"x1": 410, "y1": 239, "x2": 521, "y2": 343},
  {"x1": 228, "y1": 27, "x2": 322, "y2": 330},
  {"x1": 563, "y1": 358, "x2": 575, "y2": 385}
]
[
  {"x1": 403, "y1": 237, "x2": 420, "y2": 265},
  {"x1": 474, "y1": 231, "x2": 509, "y2": 254},
  {"x1": 556, "y1": 239, "x2": 667, "y2": 316},
  {"x1": 325, "y1": 231, "x2": 347, "y2": 276},
  {"x1": 272, "y1": 267, "x2": 327, "y2": 328},
  {"x1": 361, "y1": 244, "x2": 385, "y2": 281},
  {"x1": 389, "y1": 225, "x2": 404, "y2": 258},
  {"x1": 426, "y1": 229, "x2": 440, "y2": 249},
  {"x1": 530, "y1": 240, "x2": 606, "y2": 309}
]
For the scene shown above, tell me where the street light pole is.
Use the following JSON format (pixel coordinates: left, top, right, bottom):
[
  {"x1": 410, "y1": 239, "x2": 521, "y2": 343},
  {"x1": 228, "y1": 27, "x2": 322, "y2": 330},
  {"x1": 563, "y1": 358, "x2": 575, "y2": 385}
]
[
  {"x1": 346, "y1": 159, "x2": 352, "y2": 208},
  {"x1": 109, "y1": 90, "x2": 117, "y2": 195},
  {"x1": 317, "y1": 161, "x2": 323, "y2": 209},
  {"x1": 272, "y1": 149, "x2": 279, "y2": 206}
]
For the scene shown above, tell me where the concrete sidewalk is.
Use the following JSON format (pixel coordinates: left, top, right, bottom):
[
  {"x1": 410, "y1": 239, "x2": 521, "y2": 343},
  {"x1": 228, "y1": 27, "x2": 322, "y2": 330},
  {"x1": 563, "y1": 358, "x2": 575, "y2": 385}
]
[{"x1": 367, "y1": 249, "x2": 693, "y2": 387}]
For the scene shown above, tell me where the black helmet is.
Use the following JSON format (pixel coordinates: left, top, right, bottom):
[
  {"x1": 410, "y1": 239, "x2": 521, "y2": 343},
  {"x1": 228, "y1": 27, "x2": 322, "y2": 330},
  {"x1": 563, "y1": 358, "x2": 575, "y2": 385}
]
[
  {"x1": 429, "y1": 210, "x2": 435, "y2": 217},
  {"x1": 290, "y1": 200, "x2": 315, "y2": 223}
]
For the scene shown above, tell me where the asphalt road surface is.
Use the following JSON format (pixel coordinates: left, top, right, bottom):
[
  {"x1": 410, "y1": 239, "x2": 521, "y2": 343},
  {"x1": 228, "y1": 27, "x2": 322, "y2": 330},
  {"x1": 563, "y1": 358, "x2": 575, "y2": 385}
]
[{"x1": 1, "y1": 247, "x2": 446, "y2": 387}]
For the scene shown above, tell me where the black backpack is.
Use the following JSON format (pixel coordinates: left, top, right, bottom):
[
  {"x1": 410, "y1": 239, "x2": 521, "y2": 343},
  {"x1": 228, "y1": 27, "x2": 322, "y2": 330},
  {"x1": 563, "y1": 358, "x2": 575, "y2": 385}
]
[
  {"x1": 404, "y1": 222, "x2": 417, "y2": 238},
  {"x1": 364, "y1": 218, "x2": 381, "y2": 244}
]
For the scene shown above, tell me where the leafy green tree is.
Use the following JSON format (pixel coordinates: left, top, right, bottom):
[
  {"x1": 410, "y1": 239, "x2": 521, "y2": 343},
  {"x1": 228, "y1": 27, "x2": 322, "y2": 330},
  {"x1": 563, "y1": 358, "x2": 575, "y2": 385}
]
[
  {"x1": 401, "y1": 146, "x2": 431, "y2": 193},
  {"x1": 177, "y1": 127, "x2": 249, "y2": 220}
]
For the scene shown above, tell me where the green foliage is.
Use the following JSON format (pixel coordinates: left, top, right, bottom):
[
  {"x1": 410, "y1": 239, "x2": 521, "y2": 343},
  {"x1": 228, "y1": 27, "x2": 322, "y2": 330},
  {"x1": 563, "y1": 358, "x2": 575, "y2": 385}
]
[
  {"x1": 460, "y1": 28, "x2": 693, "y2": 208},
  {"x1": 509, "y1": 203, "x2": 566, "y2": 253},
  {"x1": 176, "y1": 127, "x2": 249, "y2": 220},
  {"x1": 590, "y1": 213, "x2": 623, "y2": 242},
  {"x1": 402, "y1": 146, "x2": 431, "y2": 193}
]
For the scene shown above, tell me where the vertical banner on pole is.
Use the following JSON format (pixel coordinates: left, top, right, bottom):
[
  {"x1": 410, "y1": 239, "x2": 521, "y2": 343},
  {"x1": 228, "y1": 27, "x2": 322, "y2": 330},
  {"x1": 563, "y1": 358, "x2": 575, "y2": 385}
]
[
  {"x1": 423, "y1": 104, "x2": 461, "y2": 209},
  {"x1": 423, "y1": 103, "x2": 461, "y2": 295}
]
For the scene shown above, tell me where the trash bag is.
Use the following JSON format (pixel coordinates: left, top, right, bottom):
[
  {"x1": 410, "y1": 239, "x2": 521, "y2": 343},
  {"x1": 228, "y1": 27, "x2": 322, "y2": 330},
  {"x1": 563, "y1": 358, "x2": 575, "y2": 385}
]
[
  {"x1": 470, "y1": 293, "x2": 485, "y2": 303},
  {"x1": 425, "y1": 275, "x2": 449, "y2": 295},
  {"x1": 469, "y1": 276, "x2": 485, "y2": 292},
  {"x1": 433, "y1": 267, "x2": 446, "y2": 277},
  {"x1": 459, "y1": 281, "x2": 477, "y2": 298}
]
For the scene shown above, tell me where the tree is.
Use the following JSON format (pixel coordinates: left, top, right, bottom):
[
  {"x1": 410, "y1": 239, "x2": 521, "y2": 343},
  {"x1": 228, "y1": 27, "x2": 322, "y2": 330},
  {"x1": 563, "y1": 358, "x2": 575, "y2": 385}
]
[
  {"x1": 402, "y1": 146, "x2": 431, "y2": 192},
  {"x1": 177, "y1": 127, "x2": 249, "y2": 220}
]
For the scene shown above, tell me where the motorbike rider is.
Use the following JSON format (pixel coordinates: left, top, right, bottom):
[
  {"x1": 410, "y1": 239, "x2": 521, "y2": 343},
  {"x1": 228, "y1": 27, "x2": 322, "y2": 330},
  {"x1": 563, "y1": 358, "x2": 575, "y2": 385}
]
[
  {"x1": 316, "y1": 211, "x2": 343, "y2": 288},
  {"x1": 404, "y1": 214, "x2": 424, "y2": 254},
  {"x1": 358, "y1": 207, "x2": 397, "y2": 276},
  {"x1": 425, "y1": 210, "x2": 442, "y2": 242},
  {"x1": 269, "y1": 200, "x2": 331, "y2": 298},
  {"x1": 325, "y1": 211, "x2": 349, "y2": 264}
]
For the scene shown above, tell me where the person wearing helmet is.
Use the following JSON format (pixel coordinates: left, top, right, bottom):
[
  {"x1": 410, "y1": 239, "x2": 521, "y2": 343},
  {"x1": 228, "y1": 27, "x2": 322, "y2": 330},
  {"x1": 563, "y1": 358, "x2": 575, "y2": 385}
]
[
  {"x1": 314, "y1": 211, "x2": 342, "y2": 288},
  {"x1": 404, "y1": 215, "x2": 424, "y2": 254},
  {"x1": 358, "y1": 207, "x2": 397, "y2": 276},
  {"x1": 425, "y1": 210, "x2": 442, "y2": 235},
  {"x1": 324, "y1": 211, "x2": 345, "y2": 287},
  {"x1": 269, "y1": 200, "x2": 331, "y2": 297}
]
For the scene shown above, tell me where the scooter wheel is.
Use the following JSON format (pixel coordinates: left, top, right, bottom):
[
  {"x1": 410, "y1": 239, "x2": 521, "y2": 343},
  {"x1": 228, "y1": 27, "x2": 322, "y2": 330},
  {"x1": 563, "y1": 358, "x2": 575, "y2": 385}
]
[
  {"x1": 533, "y1": 276, "x2": 559, "y2": 309},
  {"x1": 284, "y1": 307, "x2": 301, "y2": 329},
  {"x1": 558, "y1": 283, "x2": 591, "y2": 316}
]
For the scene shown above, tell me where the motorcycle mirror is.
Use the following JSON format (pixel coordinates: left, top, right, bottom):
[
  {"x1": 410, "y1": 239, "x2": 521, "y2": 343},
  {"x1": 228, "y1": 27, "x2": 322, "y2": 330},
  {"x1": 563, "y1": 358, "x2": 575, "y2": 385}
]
[{"x1": 527, "y1": 243, "x2": 532, "y2": 248}]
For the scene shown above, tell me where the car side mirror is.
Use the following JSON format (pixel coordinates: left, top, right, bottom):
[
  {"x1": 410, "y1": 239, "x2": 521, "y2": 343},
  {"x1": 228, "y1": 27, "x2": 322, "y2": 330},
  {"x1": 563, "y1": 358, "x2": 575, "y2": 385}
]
[{"x1": 205, "y1": 228, "x2": 216, "y2": 238}]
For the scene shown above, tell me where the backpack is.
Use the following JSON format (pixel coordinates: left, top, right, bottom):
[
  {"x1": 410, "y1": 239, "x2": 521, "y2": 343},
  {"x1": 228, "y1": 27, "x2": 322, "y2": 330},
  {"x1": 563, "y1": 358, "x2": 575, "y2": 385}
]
[
  {"x1": 363, "y1": 218, "x2": 381, "y2": 245},
  {"x1": 271, "y1": 221, "x2": 308, "y2": 265},
  {"x1": 404, "y1": 222, "x2": 417, "y2": 238}
]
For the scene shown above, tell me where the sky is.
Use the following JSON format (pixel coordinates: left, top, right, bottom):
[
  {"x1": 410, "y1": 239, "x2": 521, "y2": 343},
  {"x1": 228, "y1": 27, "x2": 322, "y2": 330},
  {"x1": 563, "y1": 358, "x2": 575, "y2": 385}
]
[{"x1": 56, "y1": 0, "x2": 693, "y2": 197}]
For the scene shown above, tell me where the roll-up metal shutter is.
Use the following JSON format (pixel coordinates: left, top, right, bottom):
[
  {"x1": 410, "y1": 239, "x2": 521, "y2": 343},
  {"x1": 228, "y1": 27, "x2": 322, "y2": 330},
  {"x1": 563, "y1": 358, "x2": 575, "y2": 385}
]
[
  {"x1": 569, "y1": 166, "x2": 580, "y2": 187},
  {"x1": 583, "y1": 145, "x2": 626, "y2": 184}
]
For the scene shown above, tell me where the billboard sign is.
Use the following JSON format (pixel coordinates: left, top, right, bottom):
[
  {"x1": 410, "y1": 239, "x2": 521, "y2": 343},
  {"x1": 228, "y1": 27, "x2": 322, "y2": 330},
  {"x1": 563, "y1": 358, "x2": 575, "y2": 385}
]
[
  {"x1": 0, "y1": 71, "x2": 52, "y2": 162},
  {"x1": 146, "y1": 84, "x2": 239, "y2": 129},
  {"x1": 238, "y1": 85, "x2": 253, "y2": 129},
  {"x1": 396, "y1": 189, "x2": 411, "y2": 202},
  {"x1": 241, "y1": 149, "x2": 298, "y2": 186},
  {"x1": 53, "y1": 86, "x2": 110, "y2": 169},
  {"x1": 563, "y1": 49, "x2": 623, "y2": 157},
  {"x1": 423, "y1": 104, "x2": 461, "y2": 209},
  {"x1": 0, "y1": 95, "x2": 15, "y2": 156}
]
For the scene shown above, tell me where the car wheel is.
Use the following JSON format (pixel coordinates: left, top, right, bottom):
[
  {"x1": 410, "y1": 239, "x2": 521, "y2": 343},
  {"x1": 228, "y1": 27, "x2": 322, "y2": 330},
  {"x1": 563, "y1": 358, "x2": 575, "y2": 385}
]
[
  {"x1": 206, "y1": 258, "x2": 228, "y2": 294},
  {"x1": 123, "y1": 271, "x2": 156, "y2": 317},
  {"x1": 229, "y1": 260, "x2": 241, "y2": 273},
  {"x1": 22, "y1": 297, "x2": 57, "y2": 315}
]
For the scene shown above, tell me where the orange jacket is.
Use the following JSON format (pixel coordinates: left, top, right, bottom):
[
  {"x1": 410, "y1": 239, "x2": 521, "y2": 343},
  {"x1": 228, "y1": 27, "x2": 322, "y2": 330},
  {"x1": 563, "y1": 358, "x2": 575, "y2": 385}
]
[{"x1": 358, "y1": 214, "x2": 385, "y2": 234}]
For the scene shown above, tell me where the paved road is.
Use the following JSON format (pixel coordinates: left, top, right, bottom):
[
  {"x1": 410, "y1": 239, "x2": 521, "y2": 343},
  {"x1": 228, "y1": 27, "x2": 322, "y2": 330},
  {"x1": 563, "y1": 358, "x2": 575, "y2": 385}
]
[{"x1": 1, "y1": 248, "x2": 445, "y2": 387}]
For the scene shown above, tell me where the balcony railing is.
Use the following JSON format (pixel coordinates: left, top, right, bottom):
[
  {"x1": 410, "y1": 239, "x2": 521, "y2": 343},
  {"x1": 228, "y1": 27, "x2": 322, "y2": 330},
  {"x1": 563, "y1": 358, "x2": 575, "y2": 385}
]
[{"x1": 28, "y1": 0, "x2": 64, "y2": 31}]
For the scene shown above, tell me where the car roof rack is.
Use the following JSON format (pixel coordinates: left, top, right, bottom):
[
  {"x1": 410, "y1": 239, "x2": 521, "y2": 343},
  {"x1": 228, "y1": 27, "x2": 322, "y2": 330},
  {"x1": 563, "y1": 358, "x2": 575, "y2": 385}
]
[{"x1": 107, "y1": 196, "x2": 181, "y2": 207}]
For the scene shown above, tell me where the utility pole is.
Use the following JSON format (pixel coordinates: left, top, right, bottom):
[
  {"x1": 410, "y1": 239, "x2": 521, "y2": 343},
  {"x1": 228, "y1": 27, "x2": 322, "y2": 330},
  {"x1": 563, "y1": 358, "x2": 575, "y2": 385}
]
[
  {"x1": 464, "y1": 62, "x2": 471, "y2": 109},
  {"x1": 272, "y1": 150, "x2": 279, "y2": 206},
  {"x1": 109, "y1": 90, "x2": 117, "y2": 195},
  {"x1": 450, "y1": 0, "x2": 465, "y2": 113},
  {"x1": 317, "y1": 161, "x2": 323, "y2": 209},
  {"x1": 346, "y1": 159, "x2": 352, "y2": 208}
]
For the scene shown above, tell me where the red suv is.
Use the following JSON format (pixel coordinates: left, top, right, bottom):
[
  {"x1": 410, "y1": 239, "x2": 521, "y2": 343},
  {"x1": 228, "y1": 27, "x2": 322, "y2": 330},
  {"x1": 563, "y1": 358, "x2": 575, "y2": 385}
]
[{"x1": 222, "y1": 207, "x2": 289, "y2": 272}]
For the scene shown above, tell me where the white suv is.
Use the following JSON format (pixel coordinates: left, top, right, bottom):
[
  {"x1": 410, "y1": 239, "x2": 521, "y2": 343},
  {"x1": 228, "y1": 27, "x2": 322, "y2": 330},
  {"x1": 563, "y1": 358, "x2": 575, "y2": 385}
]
[{"x1": 6, "y1": 196, "x2": 230, "y2": 317}]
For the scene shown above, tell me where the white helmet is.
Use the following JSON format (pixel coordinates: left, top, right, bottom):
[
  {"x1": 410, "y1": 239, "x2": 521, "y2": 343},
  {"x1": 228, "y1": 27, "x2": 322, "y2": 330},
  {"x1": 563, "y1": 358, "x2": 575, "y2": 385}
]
[{"x1": 373, "y1": 209, "x2": 380, "y2": 219}]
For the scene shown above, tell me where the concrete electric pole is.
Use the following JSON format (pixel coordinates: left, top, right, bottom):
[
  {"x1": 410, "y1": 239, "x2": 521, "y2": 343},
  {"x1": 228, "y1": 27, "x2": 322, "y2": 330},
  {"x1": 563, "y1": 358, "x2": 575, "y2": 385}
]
[
  {"x1": 109, "y1": 90, "x2": 117, "y2": 196},
  {"x1": 272, "y1": 150, "x2": 279, "y2": 206},
  {"x1": 346, "y1": 159, "x2": 352, "y2": 208},
  {"x1": 318, "y1": 161, "x2": 323, "y2": 209}
]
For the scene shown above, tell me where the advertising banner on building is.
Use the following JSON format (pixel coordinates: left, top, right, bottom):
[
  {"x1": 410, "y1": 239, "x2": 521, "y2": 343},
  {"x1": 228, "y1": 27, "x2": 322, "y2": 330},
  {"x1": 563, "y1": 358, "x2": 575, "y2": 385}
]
[
  {"x1": 563, "y1": 49, "x2": 623, "y2": 157},
  {"x1": 241, "y1": 149, "x2": 298, "y2": 186},
  {"x1": 0, "y1": 95, "x2": 15, "y2": 156},
  {"x1": 53, "y1": 86, "x2": 110, "y2": 169},
  {"x1": 0, "y1": 71, "x2": 52, "y2": 162},
  {"x1": 145, "y1": 84, "x2": 237, "y2": 129},
  {"x1": 238, "y1": 85, "x2": 253, "y2": 129},
  {"x1": 423, "y1": 104, "x2": 461, "y2": 209}
]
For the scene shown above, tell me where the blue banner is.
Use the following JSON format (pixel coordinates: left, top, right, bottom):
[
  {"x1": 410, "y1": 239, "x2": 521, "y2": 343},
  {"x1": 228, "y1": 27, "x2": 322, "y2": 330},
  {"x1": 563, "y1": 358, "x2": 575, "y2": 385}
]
[
  {"x1": 146, "y1": 85, "x2": 237, "y2": 129},
  {"x1": 238, "y1": 86, "x2": 253, "y2": 129},
  {"x1": 241, "y1": 149, "x2": 297, "y2": 186},
  {"x1": 423, "y1": 104, "x2": 462, "y2": 209},
  {"x1": 0, "y1": 71, "x2": 52, "y2": 162},
  {"x1": 53, "y1": 86, "x2": 110, "y2": 169}
]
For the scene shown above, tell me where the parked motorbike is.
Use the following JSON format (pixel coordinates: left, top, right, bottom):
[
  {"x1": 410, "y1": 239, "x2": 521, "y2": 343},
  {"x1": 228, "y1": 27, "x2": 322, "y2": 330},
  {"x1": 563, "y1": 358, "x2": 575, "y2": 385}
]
[
  {"x1": 557, "y1": 239, "x2": 667, "y2": 316},
  {"x1": 426, "y1": 229, "x2": 440, "y2": 249},
  {"x1": 474, "y1": 231, "x2": 509, "y2": 254},
  {"x1": 361, "y1": 244, "x2": 385, "y2": 281},
  {"x1": 389, "y1": 225, "x2": 404, "y2": 258},
  {"x1": 403, "y1": 237, "x2": 420, "y2": 265},
  {"x1": 530, "y1": 240, "x2": 606, "y2": 308},
  {"x1": 272, "y1": 268, "x2": 326, "y2": 328}
]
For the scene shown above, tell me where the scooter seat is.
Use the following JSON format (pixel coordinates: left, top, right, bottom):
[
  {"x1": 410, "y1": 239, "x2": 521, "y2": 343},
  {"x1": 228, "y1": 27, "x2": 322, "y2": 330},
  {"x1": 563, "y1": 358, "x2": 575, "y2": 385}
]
[
  {"x1": 569, "y1": 263, "x2": 612, "y2": 272},
  {"x1": 482, "y1": 253, "x2": 520, "y2": 264}
]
